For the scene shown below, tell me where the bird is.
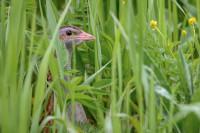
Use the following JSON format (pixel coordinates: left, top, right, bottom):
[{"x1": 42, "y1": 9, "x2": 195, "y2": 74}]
[
  {"x1": 59, "y1": 25, "x2": 96, "y2": 123},
  {"x1": 45, "y1": 26, "x2": 96, "y2": 127}
]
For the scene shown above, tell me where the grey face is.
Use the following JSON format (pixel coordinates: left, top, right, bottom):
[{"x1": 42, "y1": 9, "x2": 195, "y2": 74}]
[
  {"x1": 59, "y1": 26, "x2": 83, "y2": 47},
  {"x1": 62, "y1": 38, "x2": 84, "y2": 47},
  {"x1": 59, "y1": 26, "x2": 96, "y2": 48}
]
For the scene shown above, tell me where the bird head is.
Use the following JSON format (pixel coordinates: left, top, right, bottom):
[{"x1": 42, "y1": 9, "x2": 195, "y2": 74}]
[{"x1": 59, "y1": 26, "x2": 96, "y2": 46}]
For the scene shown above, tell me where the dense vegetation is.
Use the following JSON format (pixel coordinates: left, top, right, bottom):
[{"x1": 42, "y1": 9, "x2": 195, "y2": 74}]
[{"x1": 1, "y1": 0, "x2": 200, "y2": 132}]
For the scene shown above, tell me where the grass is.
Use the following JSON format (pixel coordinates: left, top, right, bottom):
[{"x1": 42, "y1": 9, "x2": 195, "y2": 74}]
[{"x1": 1, "y1": 0, "x2": 200, "y2": 132}]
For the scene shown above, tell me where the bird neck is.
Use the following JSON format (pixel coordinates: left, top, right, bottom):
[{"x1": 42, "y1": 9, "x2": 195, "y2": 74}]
[
  {"x1": 64, "y1": 45, "x2": 73, "y2": 83},
  {"x1": 65, "y1": 45, "x2": 73, "y2": 70}
]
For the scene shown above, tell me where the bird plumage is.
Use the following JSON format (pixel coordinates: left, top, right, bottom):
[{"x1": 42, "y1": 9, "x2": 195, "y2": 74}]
[
  {"x1": 59, "y1": 26, "x2": 95, "y2": 47},
  {"x1": 59, "y1": 26, "x2": 95, "y2": 123},
  {"x1": 46, "y1": 26, "x2": 95, "y2": 125}
]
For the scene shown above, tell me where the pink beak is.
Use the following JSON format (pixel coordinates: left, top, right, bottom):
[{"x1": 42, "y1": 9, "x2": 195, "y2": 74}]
[{"x1": 77, "y1": 31, "x2": 96, "y2": 41}]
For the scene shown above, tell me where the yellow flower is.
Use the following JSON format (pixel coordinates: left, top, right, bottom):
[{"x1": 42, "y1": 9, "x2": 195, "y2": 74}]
[
  {"x1": 150, "y1": 20, "x2": 157, "y2": 31},
  {"x1": 150, "y1": 20, "x2": 155, "y2": 26},
  {"x1": 123, "y1": 1, "x2": 125, "y2": 5},
  {"x1": 188, "y1": 17, "x2": 196, "y2": 24},
  {"x1": 153, "y1": 21, "x2": 157, "y2": 27},
  {"x1": 181, "y1": 30, "x2": 187, "y2": 36}
]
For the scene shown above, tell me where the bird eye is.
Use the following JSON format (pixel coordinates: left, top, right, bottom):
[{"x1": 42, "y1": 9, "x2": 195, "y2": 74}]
[{"x1": 66, "y1": 30, "x2": 72, "y2": 36}]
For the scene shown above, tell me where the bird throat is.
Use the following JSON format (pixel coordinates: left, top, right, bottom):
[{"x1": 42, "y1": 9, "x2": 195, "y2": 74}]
[{"x1": 64, "y1": 45, "x2": 73, "y2": 83}]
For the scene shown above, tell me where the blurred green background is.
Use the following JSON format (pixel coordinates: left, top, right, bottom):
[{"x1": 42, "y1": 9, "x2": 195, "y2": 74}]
[{"x1": 1, "y1": 0, "x2": 200, "y2": 132}]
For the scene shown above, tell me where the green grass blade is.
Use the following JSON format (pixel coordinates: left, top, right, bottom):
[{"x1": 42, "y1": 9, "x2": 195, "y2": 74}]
[
  {"x1": 82, "y1": 60, "x2": 111, "y2": 85},
  {"x1": 32, "y1": 0, "x2": 72, "y2": 121},
  {"x1": 177, "y1": 47, "x2": 192, "y2": 102}
]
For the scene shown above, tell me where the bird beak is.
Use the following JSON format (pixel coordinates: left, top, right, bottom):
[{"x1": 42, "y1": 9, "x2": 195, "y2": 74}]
[{"x1": 77, "y1": 31, "x2": 96, "y2": 41}]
